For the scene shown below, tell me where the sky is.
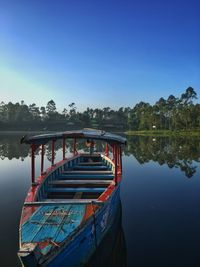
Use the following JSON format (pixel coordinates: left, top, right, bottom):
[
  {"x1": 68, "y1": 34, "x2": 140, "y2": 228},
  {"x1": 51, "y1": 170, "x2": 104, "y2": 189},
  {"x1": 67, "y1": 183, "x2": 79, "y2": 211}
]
[{"x1": 0, "y1": 0, "x2": 200, "y2": 111}]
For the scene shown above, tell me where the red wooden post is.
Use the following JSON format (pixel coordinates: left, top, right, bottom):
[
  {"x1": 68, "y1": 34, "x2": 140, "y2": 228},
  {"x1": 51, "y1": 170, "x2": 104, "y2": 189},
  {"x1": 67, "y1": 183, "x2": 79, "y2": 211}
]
[
  {"x1": 41, "y1": 144, "x2": 45, "y2": 174},
  {"x1": 117, "y1": 145, "x2": 119, "y2": 171},
  {"x1": 116, "y1": 146, "x2": 119, "y2": 173},
  {"x1": 119, "y1": 146, "x2": 122, "y2": 174},
  {"x1": 105, "y1": 143, "x2": 109, "y2": 157},
  {"x1": 51, "y1": 140, "x2": 55, "y2": 166},
  {"x1": 31, "y1": 144, "x2": 36, "y2": 184},
  {"x1": 73, "y1": 137, "x2": 77, "y2": 155},
  {"x1": 114, "y1": 145, "x2": 118, "y2": 185},
  {"x1": 63, "y1": 137, "x2": 66, "y2": 160},
  {"x1": 112, "y1": 145, "x2": 115, "y2": 162}
]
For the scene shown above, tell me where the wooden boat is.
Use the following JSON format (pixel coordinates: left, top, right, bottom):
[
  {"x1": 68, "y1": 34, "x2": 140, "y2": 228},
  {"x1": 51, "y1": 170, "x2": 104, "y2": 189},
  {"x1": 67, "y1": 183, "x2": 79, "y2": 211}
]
[{"x1": 18, "y1": 129, "x2": 126, "y2": 267}]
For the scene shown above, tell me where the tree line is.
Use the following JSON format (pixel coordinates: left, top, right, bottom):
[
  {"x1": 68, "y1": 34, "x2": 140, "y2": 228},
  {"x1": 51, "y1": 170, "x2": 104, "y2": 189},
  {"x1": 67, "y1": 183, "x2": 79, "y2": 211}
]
[{"x1": 0, "y1": 87, "x2": 199, "y2": 131}]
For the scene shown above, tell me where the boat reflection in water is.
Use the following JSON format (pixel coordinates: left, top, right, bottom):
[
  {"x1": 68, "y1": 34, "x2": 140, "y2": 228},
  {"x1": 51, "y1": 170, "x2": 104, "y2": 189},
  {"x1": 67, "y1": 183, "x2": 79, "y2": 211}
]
[{"x1": 85, "y1": 201, "x2": 127, "y2": 267}]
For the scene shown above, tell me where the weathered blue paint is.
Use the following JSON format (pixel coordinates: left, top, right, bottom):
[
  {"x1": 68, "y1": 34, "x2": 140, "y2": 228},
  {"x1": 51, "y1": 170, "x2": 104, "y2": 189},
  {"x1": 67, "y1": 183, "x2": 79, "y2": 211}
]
[
  {"x1": 54, "y1": 205, "x2": 86, "y2": 243},
  {"x1": 21, "y1": 205, "x2": 86, "y2": 247},
  {"x1": 32, "y1": 206, "x2": 71, "y2": 243},
  {"x1": 21, "y1": 206, "x2": 53, "y2": 243},
  {"x1": 47, "y1": 187, "x2": 105, "y2": 193}
]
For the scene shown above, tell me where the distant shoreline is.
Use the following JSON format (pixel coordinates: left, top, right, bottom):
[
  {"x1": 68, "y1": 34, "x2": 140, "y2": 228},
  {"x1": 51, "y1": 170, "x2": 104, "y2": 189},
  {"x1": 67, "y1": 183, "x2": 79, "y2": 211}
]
[
  {"x1": 0, "y1": 130, "x2": 47, "y2": 135},
  {"x1": 125, "y1": 130, "x2": 200, "y2": 137}
]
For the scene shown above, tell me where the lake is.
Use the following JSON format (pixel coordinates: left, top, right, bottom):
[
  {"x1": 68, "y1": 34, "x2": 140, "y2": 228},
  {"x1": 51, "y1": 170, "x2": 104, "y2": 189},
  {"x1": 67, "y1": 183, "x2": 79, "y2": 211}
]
[{"x1": 0, "y1": 134, "x2": 200, "y2": 267}]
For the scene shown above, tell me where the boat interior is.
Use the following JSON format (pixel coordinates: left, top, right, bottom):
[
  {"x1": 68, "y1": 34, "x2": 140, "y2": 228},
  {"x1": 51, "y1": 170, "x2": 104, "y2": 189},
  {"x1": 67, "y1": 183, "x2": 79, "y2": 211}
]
[{"x1": 36, "y1": 154, "x2": 114, "y2": 202}]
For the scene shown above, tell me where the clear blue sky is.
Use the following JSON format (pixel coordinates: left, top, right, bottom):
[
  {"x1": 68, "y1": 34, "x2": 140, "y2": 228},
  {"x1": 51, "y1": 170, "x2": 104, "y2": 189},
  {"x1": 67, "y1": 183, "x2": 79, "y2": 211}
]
[{"x1": 0, "y1": 0, "x2": 199, "y2": 111}]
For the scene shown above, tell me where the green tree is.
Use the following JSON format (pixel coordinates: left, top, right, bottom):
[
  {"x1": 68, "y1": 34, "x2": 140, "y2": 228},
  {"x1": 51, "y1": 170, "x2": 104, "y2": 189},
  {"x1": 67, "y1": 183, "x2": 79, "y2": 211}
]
[
  {"x1": 46, "y1": 100, "x2": 56, "y2": 114},
  {"x1": 181, "y1": 87, "x2": 197, "y2": 105},
  {"x1": 29, "y1": 103, "x2": 40, "y2": 121}
]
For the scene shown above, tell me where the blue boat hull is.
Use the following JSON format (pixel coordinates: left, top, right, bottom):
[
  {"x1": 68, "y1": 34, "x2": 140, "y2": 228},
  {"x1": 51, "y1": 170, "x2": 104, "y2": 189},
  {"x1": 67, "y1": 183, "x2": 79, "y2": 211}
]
[
  {"x1": 19, "y1": 185, "x2": 121, "y2": 267},
  {"x1": 45, "y1": 185, "x2": 121, "y2": 267}
]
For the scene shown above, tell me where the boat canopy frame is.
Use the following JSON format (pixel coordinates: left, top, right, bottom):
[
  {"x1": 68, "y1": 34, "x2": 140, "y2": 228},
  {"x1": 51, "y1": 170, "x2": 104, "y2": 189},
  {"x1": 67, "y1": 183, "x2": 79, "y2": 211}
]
[{"x1": 21, "y1": 129, "x2": 126, "y2": 146}]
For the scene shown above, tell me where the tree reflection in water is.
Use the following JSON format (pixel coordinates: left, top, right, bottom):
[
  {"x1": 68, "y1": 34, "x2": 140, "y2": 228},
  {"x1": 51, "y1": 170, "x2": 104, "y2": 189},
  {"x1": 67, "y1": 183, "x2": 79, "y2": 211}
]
[
  {"x1": 125, "y1": 136, "x2": 200, "y2": 178},
  {"x1": 0, "y1": 135, "x2": 108, "y2": 160},
  {"x1": 0, "y1": 135, "x2": 29, "y2": 161},
  {"x1": 0, "y1": 134, "x2": 200, "y2": 178}
]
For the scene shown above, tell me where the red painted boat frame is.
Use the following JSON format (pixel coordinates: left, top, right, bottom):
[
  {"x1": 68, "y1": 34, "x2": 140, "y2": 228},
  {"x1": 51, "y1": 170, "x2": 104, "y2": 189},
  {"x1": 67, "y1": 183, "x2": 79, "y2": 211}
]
[{"x1": 26, "y1": 136, "x2": 123, "y2": 204}]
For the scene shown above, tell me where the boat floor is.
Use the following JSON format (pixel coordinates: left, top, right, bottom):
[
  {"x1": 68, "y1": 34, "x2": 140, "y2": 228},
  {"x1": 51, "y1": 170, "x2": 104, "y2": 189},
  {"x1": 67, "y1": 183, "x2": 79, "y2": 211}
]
[{"x1": 21, "y1": 204, "x2": 86, "y2": 255}]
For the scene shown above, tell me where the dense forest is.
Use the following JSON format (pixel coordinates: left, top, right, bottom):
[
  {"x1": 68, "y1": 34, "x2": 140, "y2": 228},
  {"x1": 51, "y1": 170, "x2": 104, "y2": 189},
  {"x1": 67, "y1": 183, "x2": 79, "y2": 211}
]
[{"x1": 0, "y1": 87, "x2": 199, "y2": 131}]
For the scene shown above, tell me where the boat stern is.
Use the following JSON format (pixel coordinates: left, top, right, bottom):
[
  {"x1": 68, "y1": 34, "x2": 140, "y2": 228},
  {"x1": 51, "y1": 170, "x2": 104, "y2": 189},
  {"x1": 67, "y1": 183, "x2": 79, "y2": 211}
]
[{"x1": 18, "y1": 243, "x2": 42, "y2": 267}]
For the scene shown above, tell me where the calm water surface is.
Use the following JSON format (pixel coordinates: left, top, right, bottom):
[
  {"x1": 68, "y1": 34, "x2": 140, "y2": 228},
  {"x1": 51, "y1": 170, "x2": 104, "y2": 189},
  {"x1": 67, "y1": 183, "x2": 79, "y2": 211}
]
[{"x1": 0, "y1": 134, "x2": 200, "y2": 267}]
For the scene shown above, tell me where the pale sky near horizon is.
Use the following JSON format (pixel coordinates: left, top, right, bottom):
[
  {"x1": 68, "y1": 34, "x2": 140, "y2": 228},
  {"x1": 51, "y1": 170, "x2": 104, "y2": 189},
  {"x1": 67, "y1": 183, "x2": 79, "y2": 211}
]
[{"x1": 0, "y1": 0, "x2": 200, "y2": 111}]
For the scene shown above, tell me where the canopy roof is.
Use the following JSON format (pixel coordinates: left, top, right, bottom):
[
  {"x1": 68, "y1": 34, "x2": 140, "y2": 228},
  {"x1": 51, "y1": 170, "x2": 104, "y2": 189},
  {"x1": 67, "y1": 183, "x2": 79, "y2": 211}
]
[{"x1": 21, "y1": 129, "x2": 127, "y2": 145}]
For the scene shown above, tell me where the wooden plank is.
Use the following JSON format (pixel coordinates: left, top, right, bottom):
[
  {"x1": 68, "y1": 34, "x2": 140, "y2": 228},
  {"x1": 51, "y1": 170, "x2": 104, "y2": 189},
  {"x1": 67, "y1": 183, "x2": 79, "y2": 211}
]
[
  {"x1": 80, "y1": 153, "x2": 101, "y2": 157},
  {"x1": 53, "y1": 205, "x2": 86, "y2": 243},
  {"x1": 73, "y1": 165, "x2": 108, "y2": 170},
  {"x1": 78, "y1": 162, "x2": 103, "y2": 166},
  {"x1": 32, "y1": 205, "x2": 72, "y2": 242},
  {"x1": 47, "y1": 187, "x2": 105, "y2": 193},
  {"x1": 49, "y1": 180, "x2": 113, "y2": 185},
  {"x1": 24, "y1": 200, "x2": 103, "y2": 205},
  {"x1": 21, "y1": 206, "x2": 57, "y2": 243},
  {"x1": 63, "y1": 170, "x2": 113, "y2": 174},
  {"x1": 58, "y1": 174, "x2": 114, "y2": 180}
]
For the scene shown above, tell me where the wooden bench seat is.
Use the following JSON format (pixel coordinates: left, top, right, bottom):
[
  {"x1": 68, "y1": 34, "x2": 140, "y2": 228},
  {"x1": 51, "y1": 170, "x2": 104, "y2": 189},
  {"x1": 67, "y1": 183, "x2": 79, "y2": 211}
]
[
  {"x1": 57, "y1": 174, "x2": 114, "y2": 180},
  {"x1": 73, "y1": 165, "x2": 109, "y2": 170},
  {"x1": 78, "y1": 162, "x2": 104, "y2": 166},
  {"x1": 49, "y1": 180, "x2": 113, "y2": 185},
  {"x1": 62, "y1": 170, "x2": 113, "y2": 174},
  {"x1": 47, "y1": 187, "x2": 105, "y2": 193}
]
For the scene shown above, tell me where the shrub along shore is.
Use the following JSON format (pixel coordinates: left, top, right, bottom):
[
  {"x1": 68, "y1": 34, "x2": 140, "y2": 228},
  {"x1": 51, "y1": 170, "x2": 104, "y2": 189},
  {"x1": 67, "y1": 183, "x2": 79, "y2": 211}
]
[{"x1": 125, "y1": 130, "x2": 200, "y2": 137}]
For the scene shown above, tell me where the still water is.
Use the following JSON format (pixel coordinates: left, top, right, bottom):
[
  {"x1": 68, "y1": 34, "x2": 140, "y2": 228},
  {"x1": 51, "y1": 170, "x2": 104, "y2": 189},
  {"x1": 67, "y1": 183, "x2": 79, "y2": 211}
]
[{"x1": 0, "y1": 134, "x2": 200, "y2": 267}]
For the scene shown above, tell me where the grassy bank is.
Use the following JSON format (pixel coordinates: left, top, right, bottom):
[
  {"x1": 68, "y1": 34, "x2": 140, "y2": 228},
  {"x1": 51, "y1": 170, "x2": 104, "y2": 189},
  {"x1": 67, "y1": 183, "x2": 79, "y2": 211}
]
[{"x1": 125, "y1": 130, "x2": 200, "y2": 137}]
